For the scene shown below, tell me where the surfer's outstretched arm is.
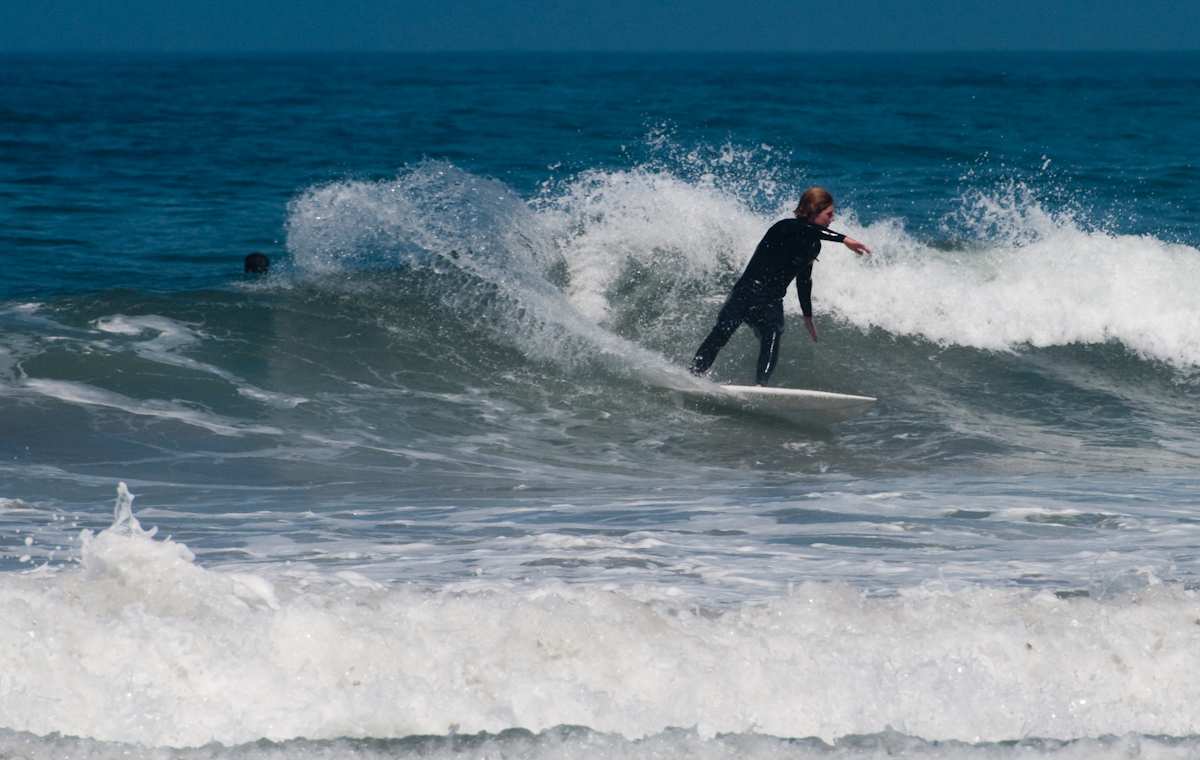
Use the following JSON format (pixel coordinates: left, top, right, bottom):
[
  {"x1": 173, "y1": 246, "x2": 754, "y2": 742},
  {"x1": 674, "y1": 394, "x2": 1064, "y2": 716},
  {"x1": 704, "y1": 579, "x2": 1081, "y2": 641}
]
[{"x1": 815, "y1": 223, "x2": 871, "y2": 255}]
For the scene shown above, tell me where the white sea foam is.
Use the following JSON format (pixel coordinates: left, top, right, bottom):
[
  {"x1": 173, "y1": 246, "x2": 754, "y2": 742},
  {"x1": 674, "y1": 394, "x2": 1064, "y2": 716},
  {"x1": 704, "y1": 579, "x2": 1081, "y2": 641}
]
[
  {"x1": 820, "y1": 218, "x2": 1200, "y2": 368},
  {"x1": 21, "y1": 378, "x2": 283, "y2": 437},
  {"x1": 4, "y1": 486, "x2": 1200, "y2": 748},
  {"x1": 535, "y1": 167, "x2": 766, "y2": 323},
  {"x1": 95, "y1": 314, "x2": 195, "y2": 341},
  {"x1": 4, "y1": 728, "x2": 1200, "y2": 760},
  {"x1": 2, "y1": 728, "x2": 1200, "y2": 760}
]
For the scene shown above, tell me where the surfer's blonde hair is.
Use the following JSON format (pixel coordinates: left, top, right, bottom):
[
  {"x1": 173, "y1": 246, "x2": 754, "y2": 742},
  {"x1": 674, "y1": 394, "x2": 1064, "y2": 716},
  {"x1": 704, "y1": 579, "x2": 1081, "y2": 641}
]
[{"x1": 794, "y1": 187, "x2": 834, "y2": 221}]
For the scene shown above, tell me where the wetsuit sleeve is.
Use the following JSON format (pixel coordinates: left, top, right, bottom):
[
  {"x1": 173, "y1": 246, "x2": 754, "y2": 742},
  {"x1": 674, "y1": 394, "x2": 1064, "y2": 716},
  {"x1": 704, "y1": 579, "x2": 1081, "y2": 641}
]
[
  {"x1": 797, "y1": 278, "x2": 813, "y2": 317},
  {"x1": 816, "y1": 226, "x2": 846, "y2": 243}
]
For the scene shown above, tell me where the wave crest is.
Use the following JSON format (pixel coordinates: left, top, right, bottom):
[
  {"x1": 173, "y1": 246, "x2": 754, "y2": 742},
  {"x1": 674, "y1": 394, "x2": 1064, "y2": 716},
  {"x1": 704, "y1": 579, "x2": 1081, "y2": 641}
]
[{"x1": 284, "y1": 154, "x2": 1200, "y2": 372}]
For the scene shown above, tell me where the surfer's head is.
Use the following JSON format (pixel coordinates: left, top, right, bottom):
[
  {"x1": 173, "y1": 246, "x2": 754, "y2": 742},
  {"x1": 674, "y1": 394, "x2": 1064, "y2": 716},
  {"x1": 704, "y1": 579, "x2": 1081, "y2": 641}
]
[
  {"x1": 244, "y1": 252, "x2": 270, "y2": 275},
  {"x1": 795, "y1": 187, "x2": 835, "y2": 226}
]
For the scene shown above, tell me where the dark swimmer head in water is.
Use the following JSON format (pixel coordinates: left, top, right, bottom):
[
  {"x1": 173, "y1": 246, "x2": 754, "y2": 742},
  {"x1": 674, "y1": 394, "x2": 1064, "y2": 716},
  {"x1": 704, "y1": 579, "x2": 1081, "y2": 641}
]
[
  {"x1": 690, "y1": 186, "x2": 871, "y2": 386},
  {"x1": 244, "y1": 252, "x2": 270, "y2": 275}
]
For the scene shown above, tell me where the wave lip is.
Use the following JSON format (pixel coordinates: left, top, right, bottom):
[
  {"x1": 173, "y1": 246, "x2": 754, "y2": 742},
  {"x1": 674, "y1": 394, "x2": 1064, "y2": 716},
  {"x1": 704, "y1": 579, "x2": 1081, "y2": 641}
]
[{"x1": 285, "y1": 160, "x2": 1200, "y2": 374}]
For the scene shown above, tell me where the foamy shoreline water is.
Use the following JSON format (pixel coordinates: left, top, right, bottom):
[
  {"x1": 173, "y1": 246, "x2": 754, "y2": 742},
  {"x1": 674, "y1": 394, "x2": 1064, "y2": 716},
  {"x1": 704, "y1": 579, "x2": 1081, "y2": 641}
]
[
  {"x1": 3, "y1": 486, "x2": 1200, "y2": 749},
  {"x1": 8, "y1": 528, "x2": 1200, "y2": 747}
]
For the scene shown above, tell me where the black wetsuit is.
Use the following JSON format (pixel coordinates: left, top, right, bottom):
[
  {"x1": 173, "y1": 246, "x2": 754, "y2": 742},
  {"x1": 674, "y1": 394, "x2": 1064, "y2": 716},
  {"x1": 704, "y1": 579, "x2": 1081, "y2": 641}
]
[{"x1": 691, "y1": 218, "x2": 846, "y2": 385}]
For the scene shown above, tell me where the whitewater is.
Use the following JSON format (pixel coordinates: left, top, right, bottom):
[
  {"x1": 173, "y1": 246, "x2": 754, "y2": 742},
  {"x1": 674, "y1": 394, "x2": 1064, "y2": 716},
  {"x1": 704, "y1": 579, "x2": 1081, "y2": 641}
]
[{"x1": 5, "y1": 483, "x2": 1200, "y2": 753}]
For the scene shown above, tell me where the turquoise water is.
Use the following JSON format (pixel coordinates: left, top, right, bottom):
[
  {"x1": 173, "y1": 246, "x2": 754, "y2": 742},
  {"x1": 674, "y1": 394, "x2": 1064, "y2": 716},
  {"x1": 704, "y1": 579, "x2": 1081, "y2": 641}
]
[{"x1": 2, "y1": 52, "x2": 1200, "y2": 758}]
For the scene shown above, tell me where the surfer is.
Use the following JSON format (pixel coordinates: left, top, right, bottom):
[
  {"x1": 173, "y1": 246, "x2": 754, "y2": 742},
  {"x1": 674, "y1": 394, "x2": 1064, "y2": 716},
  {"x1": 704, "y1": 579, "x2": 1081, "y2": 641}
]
[{"x1": 690, "y1": 187, "x2": 871, "y2": 385}]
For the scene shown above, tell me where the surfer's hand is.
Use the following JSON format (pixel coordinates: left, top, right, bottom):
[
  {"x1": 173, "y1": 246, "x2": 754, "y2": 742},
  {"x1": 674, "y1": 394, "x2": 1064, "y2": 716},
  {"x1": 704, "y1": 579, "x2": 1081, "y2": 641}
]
[
  {"x1": 844, "y1": 237, "x2": 871, "y2": 255},
  {"x1": 804, "y1": 315, "x2": 818, "y2": 342}
]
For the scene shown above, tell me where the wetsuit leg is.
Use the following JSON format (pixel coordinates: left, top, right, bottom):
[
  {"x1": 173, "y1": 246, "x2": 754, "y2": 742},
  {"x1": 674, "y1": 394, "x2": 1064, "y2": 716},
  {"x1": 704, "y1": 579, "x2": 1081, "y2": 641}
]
[
  {"x1": 754, "y1": 327, "x2": 781, "y2": 385},
  {"x1": 691, "y1": 317, "x2": 739, "y2": 375},
  {"x1": 691, "y1": 299, "x2": 747, "y2": 375},
  {"x1": 748, "y1": 300, "x2": 785, "y2": 386}
]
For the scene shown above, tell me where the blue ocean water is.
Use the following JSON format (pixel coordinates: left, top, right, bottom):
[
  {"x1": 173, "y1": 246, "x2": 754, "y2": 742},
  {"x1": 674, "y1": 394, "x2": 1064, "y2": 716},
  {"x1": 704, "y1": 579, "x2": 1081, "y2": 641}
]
[{"x1": 2, "y1": 52, "x2": 1200, "y2": 758}]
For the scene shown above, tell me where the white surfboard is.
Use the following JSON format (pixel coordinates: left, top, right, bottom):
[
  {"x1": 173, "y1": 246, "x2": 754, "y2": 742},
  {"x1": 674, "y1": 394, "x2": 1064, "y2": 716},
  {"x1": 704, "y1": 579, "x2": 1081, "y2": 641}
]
[{"x1": 685, "y1": 383, "x2": 876, "y2": 425}]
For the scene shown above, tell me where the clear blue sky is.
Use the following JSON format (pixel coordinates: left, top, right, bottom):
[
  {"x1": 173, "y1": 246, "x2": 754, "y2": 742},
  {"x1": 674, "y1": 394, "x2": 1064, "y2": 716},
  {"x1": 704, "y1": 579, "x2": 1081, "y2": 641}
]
[{"x1": 3, "y1": 0, "x2": 1198, "y2": 53}]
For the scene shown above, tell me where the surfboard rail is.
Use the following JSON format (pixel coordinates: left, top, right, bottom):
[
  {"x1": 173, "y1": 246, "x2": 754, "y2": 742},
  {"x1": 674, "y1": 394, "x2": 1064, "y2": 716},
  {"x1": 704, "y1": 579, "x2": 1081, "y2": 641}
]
[{"x1": 681, "y1": 383, "x2": 877, "y2": 425}]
